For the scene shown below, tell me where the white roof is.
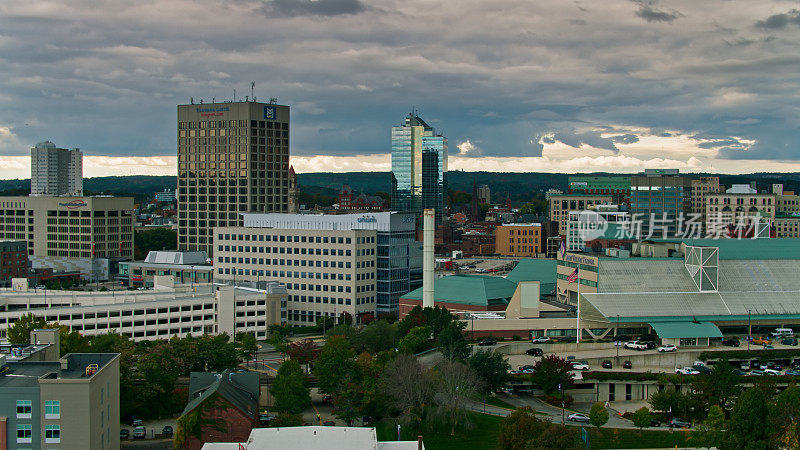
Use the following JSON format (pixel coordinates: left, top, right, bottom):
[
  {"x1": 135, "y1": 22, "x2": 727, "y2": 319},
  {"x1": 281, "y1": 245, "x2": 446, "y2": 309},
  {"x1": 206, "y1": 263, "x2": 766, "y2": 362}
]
[
  {"x1": 202, "y1": 427, "x2": 423, "y2": 450},
  {"x1": 144, "y1": 251, "x2": 209, "y2": 265}
]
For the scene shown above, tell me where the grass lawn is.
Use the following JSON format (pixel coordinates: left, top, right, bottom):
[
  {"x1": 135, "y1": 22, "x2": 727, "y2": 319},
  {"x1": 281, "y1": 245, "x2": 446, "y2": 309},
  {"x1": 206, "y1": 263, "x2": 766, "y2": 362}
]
[
  {"x1": 588, "y1": 427, "x2": 711, "y2": 449},
  {"x1": 483, "y1": 396, "x2": 517, "y2": 410},
  {"x1": 375, "y1": 412, "x2": 504, "y2": 450}
]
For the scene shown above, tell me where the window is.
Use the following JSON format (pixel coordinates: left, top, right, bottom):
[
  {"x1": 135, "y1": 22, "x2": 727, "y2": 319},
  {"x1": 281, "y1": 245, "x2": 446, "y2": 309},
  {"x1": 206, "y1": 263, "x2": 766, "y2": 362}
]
[
  {"x1": 16, "y1": 424, "x2": 32, "y2": 443},
  {"x1": 45, "y1": 424, "x2": 61, "y2": 443},
  {"x1": 45, "y1": 400, "x2": 60, "y2": 419},
  {"x1": 16, "y1": 400, "x2": 32, "y2": 418}
]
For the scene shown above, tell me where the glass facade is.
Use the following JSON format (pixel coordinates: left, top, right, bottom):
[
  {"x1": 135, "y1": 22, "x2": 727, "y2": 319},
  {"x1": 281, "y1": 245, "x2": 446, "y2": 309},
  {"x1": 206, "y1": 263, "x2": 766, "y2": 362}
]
[{"x1": 391, "y1": 113, "x2": 447, "y2": 226}]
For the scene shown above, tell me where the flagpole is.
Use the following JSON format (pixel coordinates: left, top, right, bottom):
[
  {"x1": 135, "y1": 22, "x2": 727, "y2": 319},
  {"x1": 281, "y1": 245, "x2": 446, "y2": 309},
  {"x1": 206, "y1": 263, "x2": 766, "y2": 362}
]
[{"x1": 576, "y1": 269, "x2": 580, "y2": 344}]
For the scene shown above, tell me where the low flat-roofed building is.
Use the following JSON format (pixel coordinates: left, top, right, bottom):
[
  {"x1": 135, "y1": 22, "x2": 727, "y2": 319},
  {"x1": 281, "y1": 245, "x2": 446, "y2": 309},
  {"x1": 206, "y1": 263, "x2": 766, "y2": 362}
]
[
  {"x1": 577, "y1": 238, "x2": 800, "y2": 346},
  {"x1": 495, "y1": 223, "x2": 542, "y2": 257},
  {"x1": 201, "y1": 426, "x2": 423, "y2": 450},
  {"x1": 119, "y1": 251, "x2": 212, "y2": 287},
  {"x1": 0, "y1": 328, "x2": 119, "y2": 450},
  {"x1": 0, "y1": 282, "x2": 286, "y2": 341}
]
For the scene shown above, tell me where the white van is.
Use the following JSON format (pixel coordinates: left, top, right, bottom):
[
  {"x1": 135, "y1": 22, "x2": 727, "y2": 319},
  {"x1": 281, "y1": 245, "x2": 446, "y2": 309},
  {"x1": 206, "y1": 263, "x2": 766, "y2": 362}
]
[{"x1": 771, "y1": 328, "x2": 794, "y2": 338}]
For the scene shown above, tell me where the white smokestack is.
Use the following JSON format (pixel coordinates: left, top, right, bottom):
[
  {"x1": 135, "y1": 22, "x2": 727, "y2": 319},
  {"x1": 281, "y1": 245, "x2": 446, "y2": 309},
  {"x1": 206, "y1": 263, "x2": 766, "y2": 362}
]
[{"x1": 422, "y1": 209, "x2": 435, "y2": 309}]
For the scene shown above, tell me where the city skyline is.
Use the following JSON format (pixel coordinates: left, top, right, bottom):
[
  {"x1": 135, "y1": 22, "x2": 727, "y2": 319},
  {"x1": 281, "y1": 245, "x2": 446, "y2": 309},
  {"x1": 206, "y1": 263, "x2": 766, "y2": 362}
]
[{"x1": 2, "y1": 1, "x2": 800, "y2": 176}]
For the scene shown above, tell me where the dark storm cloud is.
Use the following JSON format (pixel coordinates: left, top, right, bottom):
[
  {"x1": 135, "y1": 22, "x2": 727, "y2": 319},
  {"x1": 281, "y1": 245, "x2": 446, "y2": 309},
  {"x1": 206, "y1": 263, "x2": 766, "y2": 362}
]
[
  {"x1": 271, "y1": 0, "x2": 365, "y2": 16},
  {"x1": 755, "y1": 10, "x2": 800, "y2": 29},
  {"x1": 0, "y1": 0, "x2": 800, "y2": 168},
  {"x1": 633, "y1": 1, "x2": 682, "y2": 22}
]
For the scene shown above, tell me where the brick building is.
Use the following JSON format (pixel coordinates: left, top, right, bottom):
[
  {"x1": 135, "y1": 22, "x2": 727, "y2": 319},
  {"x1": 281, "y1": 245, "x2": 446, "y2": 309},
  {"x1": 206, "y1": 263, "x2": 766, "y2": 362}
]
[
  {"x1": 0, "y1": 240, "x2": 27, "y2": 287},
  {"x1": 179, "y1": 370, "x2": 259, "y2": 450}
]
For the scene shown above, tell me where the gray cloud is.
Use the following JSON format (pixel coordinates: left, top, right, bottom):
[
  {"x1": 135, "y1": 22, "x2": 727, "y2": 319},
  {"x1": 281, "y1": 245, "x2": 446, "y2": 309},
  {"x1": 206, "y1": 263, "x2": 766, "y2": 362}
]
[
  {"x1": 0, "y1": 0, "x2": 798, "y2": 166},
  {"x1": 270, "y1": 0, "x2": 365, "y2": 16},
  {"x1": 633, "y1": 1, "x2": 682, "y2": 22},
  {"x1": 755, "y1": 10, "x2": 800, "y2": 29}
]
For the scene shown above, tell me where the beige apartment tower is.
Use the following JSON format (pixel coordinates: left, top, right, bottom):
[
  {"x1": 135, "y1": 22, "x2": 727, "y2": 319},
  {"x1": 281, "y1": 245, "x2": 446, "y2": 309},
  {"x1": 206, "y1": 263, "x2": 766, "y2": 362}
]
[{"x1": 177, "y1": 101, "x2": 290, "y2": 256}]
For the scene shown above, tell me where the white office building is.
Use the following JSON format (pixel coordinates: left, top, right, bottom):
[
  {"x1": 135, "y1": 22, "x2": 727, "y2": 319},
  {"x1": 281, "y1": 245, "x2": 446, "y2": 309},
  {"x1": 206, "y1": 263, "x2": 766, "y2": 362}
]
[{"x1": 214, "y1": 212, "x2": 419, "y2": 323}]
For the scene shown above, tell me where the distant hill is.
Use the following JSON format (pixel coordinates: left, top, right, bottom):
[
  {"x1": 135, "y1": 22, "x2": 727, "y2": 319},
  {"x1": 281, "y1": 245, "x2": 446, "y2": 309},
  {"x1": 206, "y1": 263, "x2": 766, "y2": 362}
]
[{"x1": 0, "y1": 172, "x2": 798, "y2": 205}]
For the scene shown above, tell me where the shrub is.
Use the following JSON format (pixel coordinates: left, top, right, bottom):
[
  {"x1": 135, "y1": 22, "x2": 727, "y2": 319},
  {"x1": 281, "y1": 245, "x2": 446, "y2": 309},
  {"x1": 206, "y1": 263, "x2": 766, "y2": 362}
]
[
  {"x1": 542, "y1": 393, "x2": 573, "y2": 409},
  {"x1": 512, "y1": 335, "x2": 522, "y2": 341}
]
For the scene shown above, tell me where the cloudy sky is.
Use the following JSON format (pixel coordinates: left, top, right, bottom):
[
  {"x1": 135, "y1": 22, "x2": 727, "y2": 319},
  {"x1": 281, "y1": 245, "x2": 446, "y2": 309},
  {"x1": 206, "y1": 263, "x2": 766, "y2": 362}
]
[{"x1": 1, "y1": 0, "x2": 800, "y2": 177}]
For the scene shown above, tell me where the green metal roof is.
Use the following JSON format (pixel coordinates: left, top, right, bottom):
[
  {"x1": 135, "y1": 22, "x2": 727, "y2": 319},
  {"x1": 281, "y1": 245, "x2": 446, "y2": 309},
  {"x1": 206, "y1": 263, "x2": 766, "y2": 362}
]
[
  {"x1": 506, "y1": 259, "x2": 557, "y2": 296},
  {"x1": 650, "y1": 321, "x2": 722, "y2": 339},
  {"x1": 650, "y1": 238, "x2": 800, "y2": 260},
  {"x1": 401, "y1": 274, "x2": 517, "y2": 306}
]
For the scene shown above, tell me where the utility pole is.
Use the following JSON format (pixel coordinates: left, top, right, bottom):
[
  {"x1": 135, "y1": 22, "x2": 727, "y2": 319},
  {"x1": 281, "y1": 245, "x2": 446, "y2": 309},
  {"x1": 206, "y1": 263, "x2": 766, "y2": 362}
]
[
  {"x1": 616, "y1": 314, "x2": 620, "y2": 360},
  {"x1": 748, "y1": 309, "x2": 752, "y2": 351},
  {"x1": 560, "y1": 383, "x2": 565, "y2": 425}
]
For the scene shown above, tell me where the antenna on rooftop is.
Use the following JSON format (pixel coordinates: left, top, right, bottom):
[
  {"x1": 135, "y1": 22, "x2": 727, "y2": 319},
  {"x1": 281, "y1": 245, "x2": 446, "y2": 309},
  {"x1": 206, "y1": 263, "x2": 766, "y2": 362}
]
[
  {"x1": 269, "y1": 97, "x2": 277, "y2": 104},
  {"x1": 233, "y1": 89, "x2": 236, "y2": 102},
  {"x1": 251, "y1": 81, "x2": 255, "y2": 102}
]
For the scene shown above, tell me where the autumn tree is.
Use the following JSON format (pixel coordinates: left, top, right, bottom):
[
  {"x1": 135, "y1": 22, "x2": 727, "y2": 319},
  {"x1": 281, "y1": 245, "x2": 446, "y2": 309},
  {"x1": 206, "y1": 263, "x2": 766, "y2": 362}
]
[{"x1": 532, "y1": 355, "x2": 573, "y2": 395}]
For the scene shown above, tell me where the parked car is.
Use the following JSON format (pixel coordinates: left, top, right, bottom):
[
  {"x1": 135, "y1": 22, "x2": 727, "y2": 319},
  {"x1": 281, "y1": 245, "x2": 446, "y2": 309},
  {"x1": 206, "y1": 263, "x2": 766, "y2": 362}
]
[
  {"x1": 692, "y1": 364, "x2": 712, "y2": 374},
  {"x1": 771, "y1": 328, "x2": 794, "y2": 338},
  {"x1": 785, "y1": 369, "x2": 800, "y2": 376},
  {"x1": 259, "y1": 413, "x2": 276, "y2": 425},
  {"x1": 526, "y1": 348, "x2": 544, "y2": 356},
  {"x1": 722, "y1": 338, "x2": 741, "y2": 347},
  {"x1": 765, "y1": 368, "x2": 782, "y2": 375},
  {"x1": 568, "y1": 413, "x2": 590, "y2": 423},
  {"x1": 750, "y1": 369, "x2": 765, "y2": 376},
  {"x1": 669, "y1": 418, "x2": 691, "y2": 428},
  {"x1": 133, "y1": 426, "x2": 146, "y2": 439},
  {"x1": 732, "y1": 369, "x2": 748, "y2": 376},
  {"x1": 623, "y1": 360, "x2": 633, "y2": 369},
  {"x1": 658, "y1": 344, "x2": 677, "y2": 352},
  {"x1": 774, "y1": 364, "x2": 784, "y2": 371},
  {"x1": 753, "y1": 337, "x2": 772, "y2": 346},
  {"x1": 566, "y1": 355, "x2": 576, "y2": 361},
  {"x1": 650, "y1": 419, "x2": 661, "y2": 427},
  {"x1": 602, "y1": 360, "x2": 613, "y2": 369},
  {"x1": 782, "y1": 338, "x2": 799, "y2": 346},
  {"x1": 323, "y1": 420, "x2": 336, "y2": 426},
  {"x1": 613, "y1": 341, "x2": 623, "y2": 347},
  {"x1": 764, "y1": 344, "x2": 775, "y2": 350},
  {"x1": 508, "y1": 369, "x2": 521, "y2": 375},
  {"x1": 479, "y1": 338, "x2": 498, "y2": 346},
  {"x1": 571, "y1": 361, "x2": 590, "y2": 371},
  {"x1": 519, "y1": 365, "x2": 535, "y2": 371},
  {"x1": 132, "y1": 419, "x2": 143, "y2": 427},
  {"x1": 531, "y1": 336, "x2": 551, "y2": 344},
  {"x1": 162, "y1": 426, "x2": 173, "y2": 438},
  {"x1": 740, "y1": 362, "x2": 751, "y2": 371},
  {"x1": 676, "y1": 367, "x2": 700, "y2": 375},
  {"x1": 624, "y1": 341, "x2": 648, "y2": 350},
  {"x1": 322, "y1": 395, "x2": 334, "y2": 404},
  {"x1": 120, "y1": 429, "x2": 130, "y2": 440},
  {"x1": 792, "y1": 361, "x2": 800, "y2": 370}
]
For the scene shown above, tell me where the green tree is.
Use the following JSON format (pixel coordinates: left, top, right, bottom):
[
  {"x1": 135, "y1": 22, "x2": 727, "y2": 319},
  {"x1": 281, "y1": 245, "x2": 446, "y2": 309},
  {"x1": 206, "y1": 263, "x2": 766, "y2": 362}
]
[
  {"x1": 270, "y1": 360, "x2": 311, "y2": 414},
  {"x1": 468, "y1": 349, "x2": 510, "y2": 393},
  {"x1": 589, "y1": 402, "x2": 609, "y2": 429},
  {"x1": 724, "y1": 387, "x2": 771, "y2": 450},
  {"x1": 354, "y1": 320, "x2": 397, "y2": 354},
  {"x1": 631, "y1": 406, "x2": 651, "y2": 430},
  {"x1": 705, "y1": 405, "x2": 725, "y2": 430},
  {"x1": 134, "y1": 227, "x2": 177, "y2": 260},
  {"x1": 270, "y1": 412, "x2": 303, "y2": 427},
  {"x1": 195, "y1": 333, "x2": 239, "y2": 371},
  {"x1": 771, "y1": 384, "x2": 800, "y2": 448},
  {"x1": 531, "y1": 355, "x2": 573, "y2": 395},
  {"x1": 7, "y1": 313, "x2": 48, "y2": 345},
  {"x1": 527, "y1": 424, "x2": 579, "y2": 450},
  {"x1": 437, "y1": 321, "x2": 470, "y2": 361},
  {"x1": 398, "y1": 325, "x2": 431, "y2": 354},
  {"x1": 497, "y1": 407, "x2": 549, "y2": 450},
  {"x1": 313, "y1": 335, "x2": 357, "y2": 396},
  {"x1": 235, "y1": 332, "x2": 258, "y2": 359},
  {"x1": 692, "y1": 358, "x2": 741, "y2": 412}
]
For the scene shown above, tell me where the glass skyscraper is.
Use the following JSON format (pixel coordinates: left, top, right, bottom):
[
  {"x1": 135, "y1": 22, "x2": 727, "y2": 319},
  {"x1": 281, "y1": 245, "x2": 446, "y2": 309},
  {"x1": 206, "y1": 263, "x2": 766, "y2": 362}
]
[{"x1": 391, "y1": 113, "x2": 448, "y2": 226}]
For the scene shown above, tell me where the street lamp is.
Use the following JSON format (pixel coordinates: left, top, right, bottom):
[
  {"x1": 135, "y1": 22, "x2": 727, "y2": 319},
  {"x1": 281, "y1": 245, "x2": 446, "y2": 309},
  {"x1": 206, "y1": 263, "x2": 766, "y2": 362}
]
[{"x1": 616, "y1": 314, "x2": 620, "y2": 360}]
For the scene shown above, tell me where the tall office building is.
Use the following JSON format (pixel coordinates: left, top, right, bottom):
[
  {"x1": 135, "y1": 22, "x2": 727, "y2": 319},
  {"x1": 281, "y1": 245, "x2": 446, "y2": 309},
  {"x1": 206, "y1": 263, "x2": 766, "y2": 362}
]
[
  {"x1": 177, "y1": 101, "x2": 290, "y2": 257},
  {"x1": 391, "y1": 113, "x2": 447, "y2": 226},
  {"x1": 30, "y1": 141, "x2": 83, "y2": 196},
  {"x1": 630, "y1": 169, "x2": 692, "y2": 238}
]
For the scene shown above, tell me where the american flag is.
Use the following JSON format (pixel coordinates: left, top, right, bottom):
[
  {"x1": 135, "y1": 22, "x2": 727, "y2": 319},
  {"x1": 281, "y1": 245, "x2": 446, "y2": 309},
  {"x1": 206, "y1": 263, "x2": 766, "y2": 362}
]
[{"x1": 566, "y1": 268, "x2": 579, "y2": 284}]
